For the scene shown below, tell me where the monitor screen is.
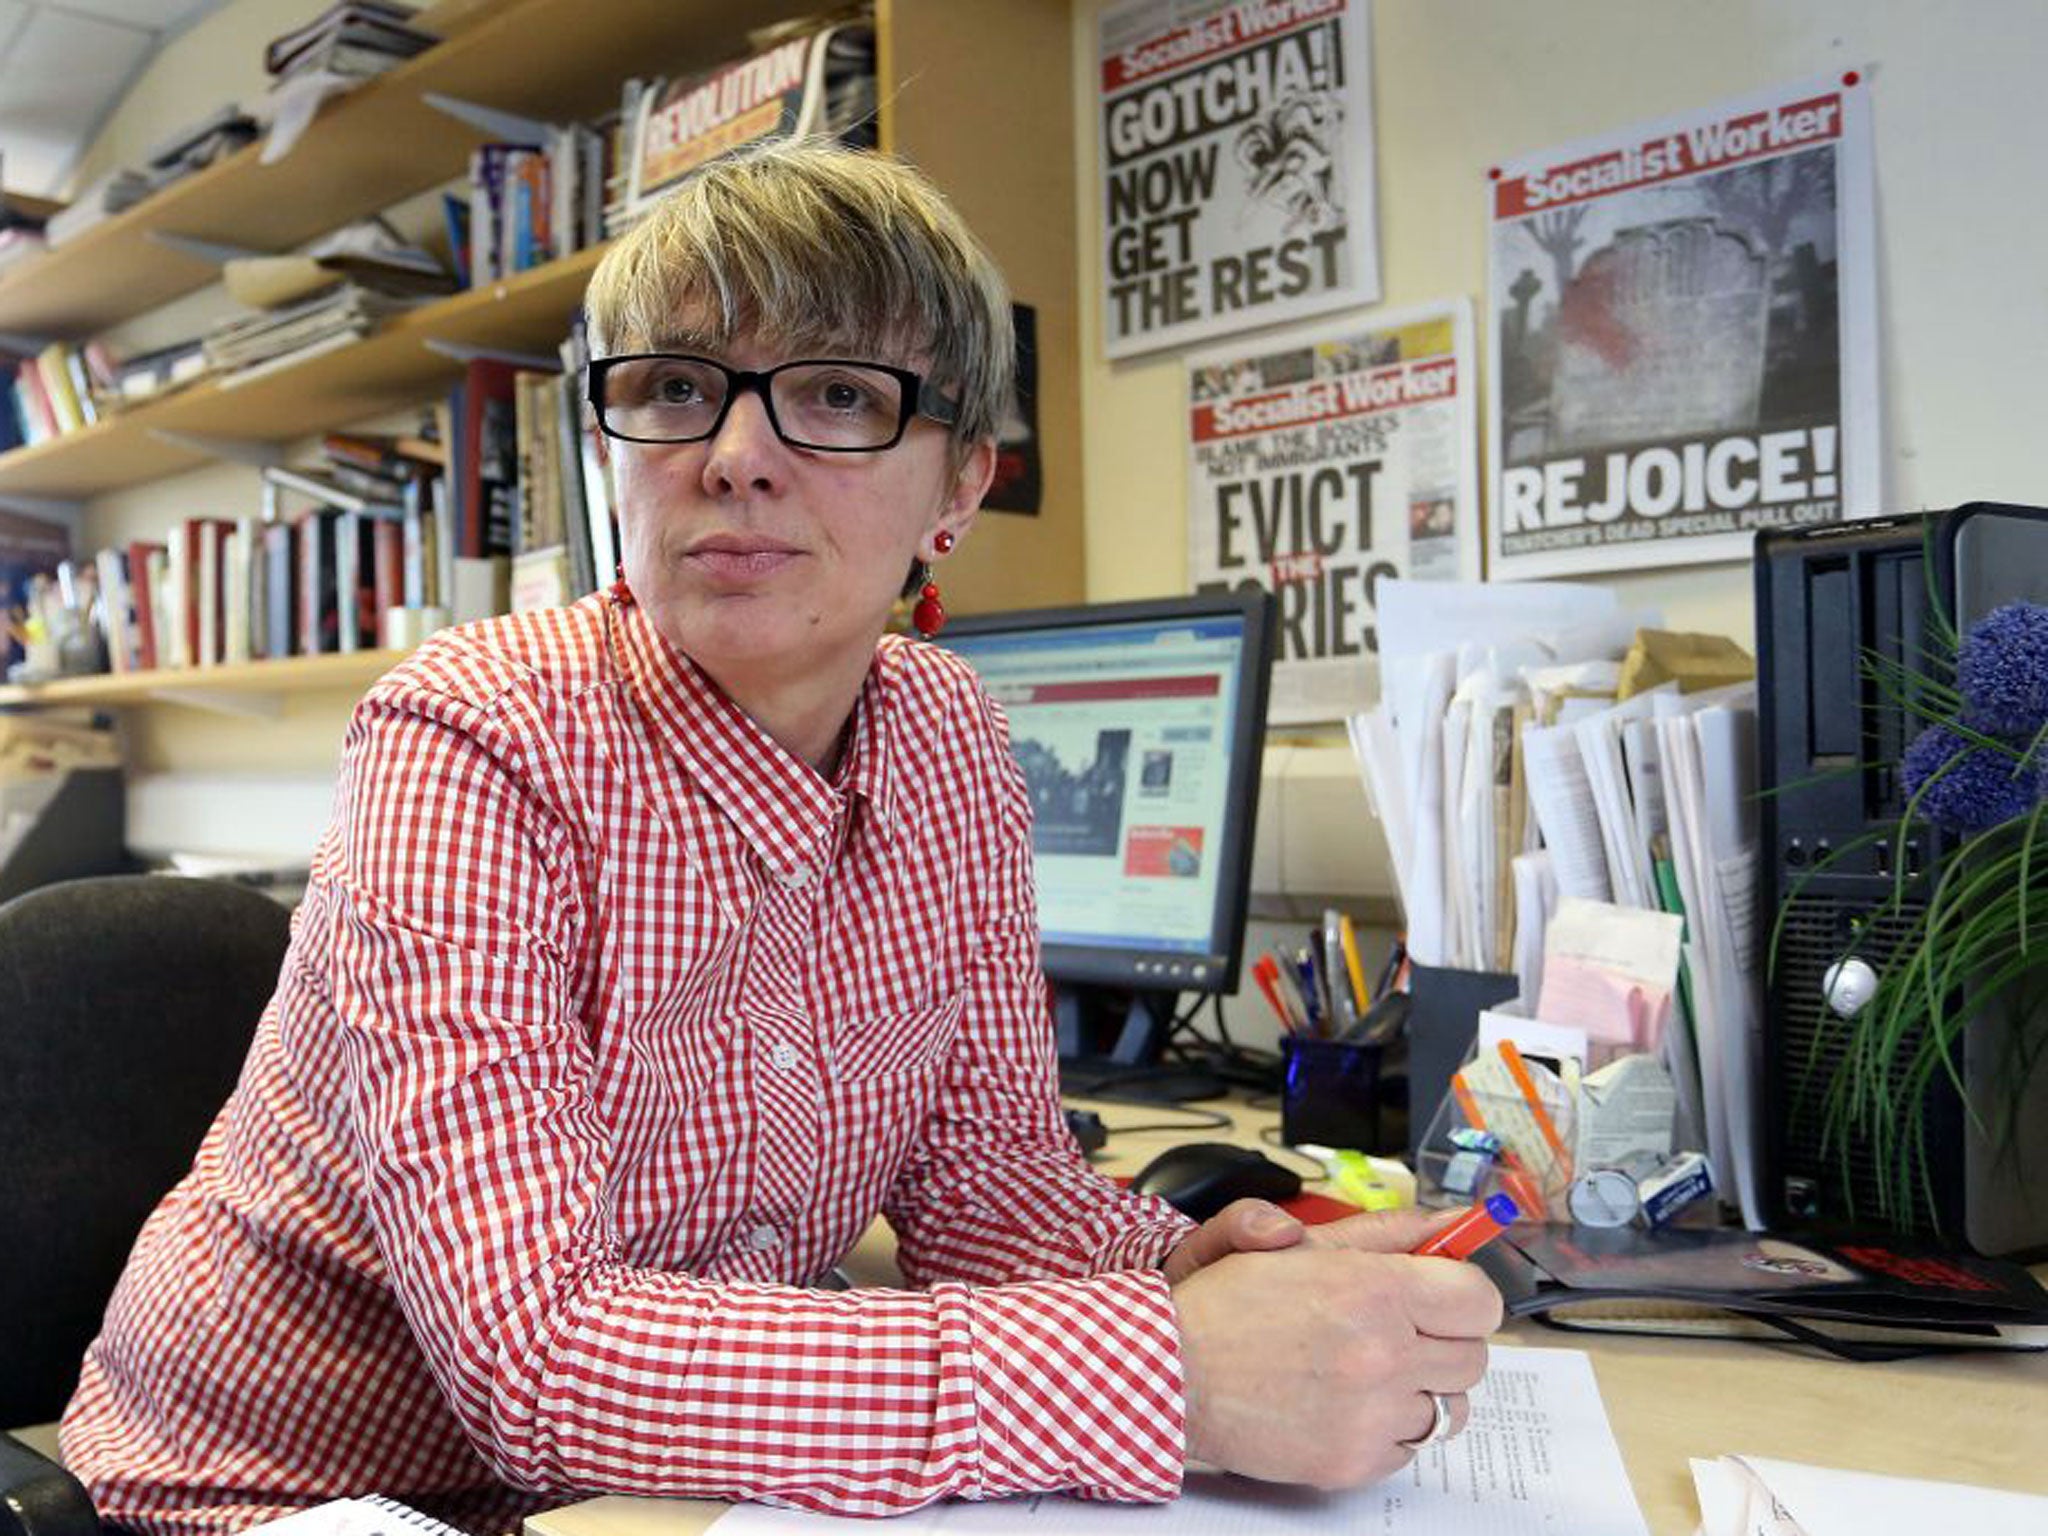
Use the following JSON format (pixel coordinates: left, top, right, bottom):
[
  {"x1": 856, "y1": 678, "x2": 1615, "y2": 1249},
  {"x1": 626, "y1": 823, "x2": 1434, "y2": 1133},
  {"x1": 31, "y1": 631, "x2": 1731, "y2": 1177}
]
[{"x1": 940, "y1": 589, "x2": 1275, "y2": 998}]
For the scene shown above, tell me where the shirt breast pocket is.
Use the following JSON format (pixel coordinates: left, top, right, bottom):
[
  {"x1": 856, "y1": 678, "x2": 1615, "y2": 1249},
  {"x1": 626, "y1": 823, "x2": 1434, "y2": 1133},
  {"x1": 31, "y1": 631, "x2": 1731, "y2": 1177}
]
[{"x1": 823, "y1": 996, "x2": 963, "y2": 1082}]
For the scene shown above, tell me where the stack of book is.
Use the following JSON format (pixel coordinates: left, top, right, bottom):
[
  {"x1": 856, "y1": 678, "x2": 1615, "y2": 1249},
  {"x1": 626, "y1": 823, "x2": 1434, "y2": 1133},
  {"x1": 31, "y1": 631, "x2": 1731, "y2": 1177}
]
[
  {"x1": 109, "y1": 339, "x2": 209, "y2": 405},
  {"x1": 205, "y1": 285, "x2": 416, "y2": 382},
  {"x1": 3, "y1": 343, "x2": 116, "y2": 449},
  {"x1": 457, "y1": 127, "x2": 609, "y2": 288},
  {"x1": 76, "y1": 326, "x2": 621, "y2": 678},
  {"x1": 141, "y1": 104, "x2": 260, "y2": 193},
  {"x1": 0, "y1": 193, "x2": 49, "y2": 274},
  {"x1": 263, "y1": 0, "x2": 439, "y2": 83},
  {"x1": 44, "y1": 166, "x2": 149, "y2": 247}
]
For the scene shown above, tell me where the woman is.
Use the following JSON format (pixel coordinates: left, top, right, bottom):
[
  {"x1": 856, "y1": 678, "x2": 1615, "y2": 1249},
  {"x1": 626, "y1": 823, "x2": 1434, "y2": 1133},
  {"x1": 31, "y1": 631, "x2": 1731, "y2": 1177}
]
[{"x1": 62, "y1": 141, "x2": 1496, "y2": 1535}]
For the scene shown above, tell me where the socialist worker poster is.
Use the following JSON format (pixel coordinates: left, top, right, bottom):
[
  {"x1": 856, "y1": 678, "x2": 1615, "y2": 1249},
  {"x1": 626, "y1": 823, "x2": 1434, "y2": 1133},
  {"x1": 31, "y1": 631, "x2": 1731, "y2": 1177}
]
[
  {"x1": 1098, "y1": 0, "x2": 1379, "y2": 359},
  {"x1": 1486, "y1": 72, "x2": 1879, "y2": 579},
  {"x1": 1187, "y1": 301, "x2": 1478, "y2": 724}
]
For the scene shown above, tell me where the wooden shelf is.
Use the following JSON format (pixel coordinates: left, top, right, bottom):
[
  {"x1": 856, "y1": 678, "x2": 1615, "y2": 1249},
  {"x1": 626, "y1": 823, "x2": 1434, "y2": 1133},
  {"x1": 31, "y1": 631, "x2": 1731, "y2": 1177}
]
[
  {"x1": 0, "y1": 649, "x2": 407, "y2": 711},
  {"x1": 0, "y1": 0, "x2": 1087, "y2": 743},
  {"x1": 0, "y1": 0, "x2": 819, "y2": 338},
  {"x1": 0, "y1": 246, "x2": 606, "y2": 500}
]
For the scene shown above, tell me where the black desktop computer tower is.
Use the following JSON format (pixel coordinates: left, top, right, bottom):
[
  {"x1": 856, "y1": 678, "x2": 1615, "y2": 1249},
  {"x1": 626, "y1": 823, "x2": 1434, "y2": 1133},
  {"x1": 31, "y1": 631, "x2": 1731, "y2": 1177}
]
[{"x1": 1755, "y1": 503, "x2": 2048, "y2": 1257}]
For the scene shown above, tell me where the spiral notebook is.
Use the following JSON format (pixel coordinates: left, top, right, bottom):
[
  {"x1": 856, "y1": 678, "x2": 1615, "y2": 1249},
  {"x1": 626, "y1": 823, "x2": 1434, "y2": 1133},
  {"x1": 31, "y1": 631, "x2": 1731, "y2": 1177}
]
[{"x1": 245, "y1": 1495, "x2": 465, "y2": 1536}]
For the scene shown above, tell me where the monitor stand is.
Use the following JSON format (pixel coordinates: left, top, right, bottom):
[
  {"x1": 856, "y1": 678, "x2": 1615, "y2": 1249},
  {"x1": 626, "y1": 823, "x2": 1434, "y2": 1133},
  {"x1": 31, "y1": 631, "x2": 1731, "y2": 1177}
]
[{"x1": 1053, "y1": 984, "x2": 1225, "y2": 1103}]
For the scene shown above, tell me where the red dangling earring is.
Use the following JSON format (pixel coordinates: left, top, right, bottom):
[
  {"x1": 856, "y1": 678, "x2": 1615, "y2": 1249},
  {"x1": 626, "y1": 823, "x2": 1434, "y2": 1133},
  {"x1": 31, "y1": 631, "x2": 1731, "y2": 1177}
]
[
  {"x1": 912, "y1": 568, "x2": 946, "y2": 638},
  {"x1": 609, "y1": 562, "x2": 633, "y2": 605},
  {"x1": 913, "y1": 530, "x2": 954, "y2": 638}
]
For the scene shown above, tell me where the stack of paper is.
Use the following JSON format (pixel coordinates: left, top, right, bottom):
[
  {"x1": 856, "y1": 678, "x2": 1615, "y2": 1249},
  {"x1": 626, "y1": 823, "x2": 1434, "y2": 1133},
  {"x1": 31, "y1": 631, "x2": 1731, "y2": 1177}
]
[
  {"x1": 1692, "y1": 1455, "x2": 2047, "y2": 1536},
  {"x1": 1349, "y1": 577, "x2": 1646, "y2": 970},
  {"x1": 1348, "y1": 580, "x2": 1768, "y2": 1224},
  {"x1": 711, "y1": 1345, "x2": 1649, "y2": 1535},
  {"x1": 1654, "y1": 686, "x2": 1763, "y2": 1226},
  {"x1": 203, "y1": 285, "x2": 417, "y2": 382}
]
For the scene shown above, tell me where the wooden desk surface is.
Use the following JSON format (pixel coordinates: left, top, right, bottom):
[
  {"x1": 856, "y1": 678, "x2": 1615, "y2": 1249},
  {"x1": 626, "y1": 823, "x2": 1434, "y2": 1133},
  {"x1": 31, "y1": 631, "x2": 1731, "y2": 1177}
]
[{"x1": 526, "y1": 1095, "x2": 2048, "y2": 1536}]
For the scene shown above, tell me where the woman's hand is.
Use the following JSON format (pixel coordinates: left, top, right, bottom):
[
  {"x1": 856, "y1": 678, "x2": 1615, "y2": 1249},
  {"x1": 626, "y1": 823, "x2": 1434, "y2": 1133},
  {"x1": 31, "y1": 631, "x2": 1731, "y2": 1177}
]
[
  {"x1": 1169, "y1": 1240, "x2": 1503, "y2": 1488},
  {"x1": 1160, "y1": 1199, "x2": 1311, "y2": 1284}
]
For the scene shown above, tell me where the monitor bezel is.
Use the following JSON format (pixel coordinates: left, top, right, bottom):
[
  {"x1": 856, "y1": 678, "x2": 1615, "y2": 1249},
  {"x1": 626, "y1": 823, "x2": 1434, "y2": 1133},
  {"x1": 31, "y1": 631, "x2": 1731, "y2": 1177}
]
[{"x1": 940, "y1": 586, "x2": 1275, "y2": 996}]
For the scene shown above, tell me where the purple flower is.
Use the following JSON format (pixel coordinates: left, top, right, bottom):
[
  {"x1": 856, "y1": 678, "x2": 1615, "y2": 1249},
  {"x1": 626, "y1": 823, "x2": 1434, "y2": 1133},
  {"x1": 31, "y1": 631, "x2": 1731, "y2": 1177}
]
[
  {"x1": 1901, "y1": 724, "x2": 2040, "y2": 833},
  {"x1": 1957, "y1": 601, "x2": 2048, "y2": 738}
]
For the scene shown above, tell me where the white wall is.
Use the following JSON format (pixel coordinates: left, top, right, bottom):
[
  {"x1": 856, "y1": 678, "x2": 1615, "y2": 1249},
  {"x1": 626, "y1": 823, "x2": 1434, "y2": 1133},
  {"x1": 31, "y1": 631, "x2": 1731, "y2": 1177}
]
[
  {"x1": 1069, "y1": 0, "x2": 2048, "y2": 1051},
  {"x1": 1071, "y1": 0, "x2": 2048, "y2": 638}
]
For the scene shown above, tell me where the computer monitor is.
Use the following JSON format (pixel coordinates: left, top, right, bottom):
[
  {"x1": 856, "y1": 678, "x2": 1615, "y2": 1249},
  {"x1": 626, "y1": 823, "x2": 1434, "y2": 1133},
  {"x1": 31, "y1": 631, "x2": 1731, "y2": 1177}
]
[{"x1": 940, "y1": 588, "x2": 1275, "y2": 1098}]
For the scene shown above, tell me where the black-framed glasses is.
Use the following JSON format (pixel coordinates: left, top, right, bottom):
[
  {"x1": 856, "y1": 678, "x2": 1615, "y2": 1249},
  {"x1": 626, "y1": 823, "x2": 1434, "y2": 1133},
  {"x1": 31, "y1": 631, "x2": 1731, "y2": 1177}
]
[{"x1": 587, "y1": 354, "x2": 960, "y2": 452}]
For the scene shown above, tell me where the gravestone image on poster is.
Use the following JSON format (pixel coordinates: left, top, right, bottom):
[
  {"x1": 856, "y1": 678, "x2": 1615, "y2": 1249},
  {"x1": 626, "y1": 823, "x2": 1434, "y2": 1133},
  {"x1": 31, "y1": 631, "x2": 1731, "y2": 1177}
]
[
  {"x1": 983, "y1": 304, "x2": 1041, "y2": 515},
  {"x1": 1487, "y1": 72, "x2": 1878, "y2": 578}
]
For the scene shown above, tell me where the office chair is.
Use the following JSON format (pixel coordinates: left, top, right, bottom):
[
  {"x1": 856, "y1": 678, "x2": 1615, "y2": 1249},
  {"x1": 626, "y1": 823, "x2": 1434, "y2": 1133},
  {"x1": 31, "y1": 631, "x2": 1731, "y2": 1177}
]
[{"x1": 0, "y1": 874, "x2": 294, "y2": 1536}]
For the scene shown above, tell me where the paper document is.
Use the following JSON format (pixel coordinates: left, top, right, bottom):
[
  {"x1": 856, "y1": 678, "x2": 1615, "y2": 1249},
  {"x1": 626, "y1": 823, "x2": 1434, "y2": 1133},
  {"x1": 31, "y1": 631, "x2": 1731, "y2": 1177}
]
[
  {"x1": 711, "y1": 1346, "x2": 1647, "y2": 1536},
  {"x1": 1690, "y1": 1454, "x2": 2048, "y2": 1536}
]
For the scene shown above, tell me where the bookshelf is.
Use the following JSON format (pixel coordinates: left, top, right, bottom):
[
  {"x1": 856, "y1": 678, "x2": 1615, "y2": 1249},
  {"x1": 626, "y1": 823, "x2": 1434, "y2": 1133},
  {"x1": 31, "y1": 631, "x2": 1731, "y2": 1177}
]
[
  {"x1": 1, "y1": 0, "x2": 1084, "y2": 831},
  {"x1": 0, "y1": 248, "x2": 605, "y2": 500},
  {"x1": 0, "y1": 0, "x2": 821, "y2": 337},
  {"x1": 0, "y1": 649, "x2": 406, "y2": 714}
]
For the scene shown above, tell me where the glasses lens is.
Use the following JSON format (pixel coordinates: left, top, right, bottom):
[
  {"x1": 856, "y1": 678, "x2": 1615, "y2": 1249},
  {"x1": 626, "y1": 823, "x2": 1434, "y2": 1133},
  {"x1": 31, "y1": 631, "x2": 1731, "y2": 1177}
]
[
  {"x1": 600, "y1": 357, "x2": 729, "y2": 441},
  {"x1": 771, "y1": 363, "x2": 906, "y2": 450}
]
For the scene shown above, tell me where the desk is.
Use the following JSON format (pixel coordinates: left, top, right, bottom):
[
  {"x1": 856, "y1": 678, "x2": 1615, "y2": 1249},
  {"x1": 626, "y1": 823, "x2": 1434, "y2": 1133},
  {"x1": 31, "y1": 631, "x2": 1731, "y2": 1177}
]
[{"x1": 526, "y1": 1096, "x2": 2048, "y2": 1536}]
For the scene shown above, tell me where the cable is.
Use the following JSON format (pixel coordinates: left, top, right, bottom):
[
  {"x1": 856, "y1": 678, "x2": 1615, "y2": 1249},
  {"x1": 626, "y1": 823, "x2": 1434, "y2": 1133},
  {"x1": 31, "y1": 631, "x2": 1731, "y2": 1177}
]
[
  {"x1": 1100, "y1": 1104, "x2": 1235, "y2": 1136},
  {"x1": 1254, "y1": 1126, "x2": 1329, "y2": 1183}
]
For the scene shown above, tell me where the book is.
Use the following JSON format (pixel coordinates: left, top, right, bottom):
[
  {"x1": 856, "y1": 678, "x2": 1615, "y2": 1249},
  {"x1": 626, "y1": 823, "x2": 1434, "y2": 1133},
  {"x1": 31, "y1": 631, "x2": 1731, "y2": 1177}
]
[
  {"x1": 621, "y1": 12, "x2": 877, "y2": 225},
  {"x1": 239, "y1": 1494, "x2": 464, "y2": 1536},
  {"x1": 297, "y1": 509, "x2": 342, "y2": 655},
  {"x1": 1481, "y1": 1224, "x2": 2048, "y2": 1359},
  {"x1": 452, "y1": 359, "x2": 521, "y2": 558},
  {"x1": 262, "y1": 522, "x2": 297, "y2": 660},
  {"x1": 263, "y1": 2, "x2": 435, "y2": 75},
  {"x1": 124, "y1": 540, "x2": 166, "y2": 671}
]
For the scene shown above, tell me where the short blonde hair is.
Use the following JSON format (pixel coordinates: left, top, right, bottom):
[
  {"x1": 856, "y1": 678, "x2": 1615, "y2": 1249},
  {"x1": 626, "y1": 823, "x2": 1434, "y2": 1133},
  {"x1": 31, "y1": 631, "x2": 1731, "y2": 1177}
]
[{"x1": 585, "y1": 139, "x2": 1014, "y2": 452}]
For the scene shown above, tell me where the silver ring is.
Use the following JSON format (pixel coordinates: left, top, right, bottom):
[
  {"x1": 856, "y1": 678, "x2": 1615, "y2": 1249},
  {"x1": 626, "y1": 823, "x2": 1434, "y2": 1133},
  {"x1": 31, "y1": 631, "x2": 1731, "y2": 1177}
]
[{"x1": 1397, "y1": 1391, "x2": 1456, "y2": 1451}]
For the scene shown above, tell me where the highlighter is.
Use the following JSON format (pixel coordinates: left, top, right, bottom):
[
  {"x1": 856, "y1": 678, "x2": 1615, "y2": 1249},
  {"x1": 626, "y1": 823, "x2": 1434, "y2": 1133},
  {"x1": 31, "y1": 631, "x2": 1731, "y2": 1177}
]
[{"x1": 1410, "y1": 1193, "x2": 1520, "y2": 1260}]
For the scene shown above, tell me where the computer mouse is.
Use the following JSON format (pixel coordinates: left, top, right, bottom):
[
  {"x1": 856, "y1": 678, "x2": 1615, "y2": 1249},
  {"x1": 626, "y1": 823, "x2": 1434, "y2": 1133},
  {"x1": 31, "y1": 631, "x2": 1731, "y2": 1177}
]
[{"x1": 1127, "y1": 1142, "x2": 1303, "y2": 1221}]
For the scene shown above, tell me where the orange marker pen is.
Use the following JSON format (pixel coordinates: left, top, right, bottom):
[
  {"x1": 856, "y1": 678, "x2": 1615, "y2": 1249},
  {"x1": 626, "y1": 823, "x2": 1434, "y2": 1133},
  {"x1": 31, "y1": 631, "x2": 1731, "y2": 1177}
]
[{"x1": 1410, "y1": 1193, "x2": 1520, "y2": 1259}]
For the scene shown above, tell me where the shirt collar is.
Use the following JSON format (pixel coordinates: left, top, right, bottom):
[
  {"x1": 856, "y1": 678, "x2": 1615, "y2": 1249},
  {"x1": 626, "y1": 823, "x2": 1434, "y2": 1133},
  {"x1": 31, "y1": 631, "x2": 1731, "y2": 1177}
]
[{"x1": 610, "y1": 598, "x2": 899, "y2": 868}]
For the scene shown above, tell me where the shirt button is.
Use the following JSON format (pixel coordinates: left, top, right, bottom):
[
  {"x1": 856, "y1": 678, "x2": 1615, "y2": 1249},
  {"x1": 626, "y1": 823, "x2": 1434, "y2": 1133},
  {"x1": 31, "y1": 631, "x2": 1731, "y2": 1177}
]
[
  {"x1": 769, "y1": 1042, "x2": 800, "y2": 1070},
  {"x1": 776, "y1": 863, "x2": 814, "y2": 890},
  {"x1": 748, "y1": 1222, "x2": 781, "y2": 1252}
]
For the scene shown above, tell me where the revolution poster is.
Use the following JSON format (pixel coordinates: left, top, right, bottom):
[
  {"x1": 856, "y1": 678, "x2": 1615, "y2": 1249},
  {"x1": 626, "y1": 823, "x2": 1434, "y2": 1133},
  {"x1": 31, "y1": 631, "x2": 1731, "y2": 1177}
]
[
  {"x1": 1098, "y1": 0, "x2": 1378, "y2": 359},
  {"x1": 1188, "y1": 301, "x2": 1478, "y2": 724},
  {"x1": 1486, "y1": 72, "x2": 1879, "y2": 579}
]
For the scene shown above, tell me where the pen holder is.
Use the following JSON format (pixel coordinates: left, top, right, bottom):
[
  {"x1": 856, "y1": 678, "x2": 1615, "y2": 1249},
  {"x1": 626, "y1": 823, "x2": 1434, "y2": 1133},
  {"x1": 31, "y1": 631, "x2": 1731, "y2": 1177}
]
[
  {"x1": 1403, "y1": 964, "x2": 1519, "y2": 1166},
  {"x1": 1280, "y1": 1037, "x2": 1389, "y2": 1153}
]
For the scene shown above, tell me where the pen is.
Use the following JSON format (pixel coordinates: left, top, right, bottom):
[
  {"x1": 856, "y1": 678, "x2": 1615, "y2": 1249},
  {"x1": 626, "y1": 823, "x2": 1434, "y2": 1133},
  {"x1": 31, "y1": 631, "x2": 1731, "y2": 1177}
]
[
  {"x1": 1251, "y1": 953, "x2": 1299, "y2": 1034},
  {"x1": 1374, "y1": 936, "x2": 1406, "y2": 1001},
  {"x1": 1320, "y1": 911, "x2": 1360, "y2": 1034},
  {"x1": 1497, "y1": 1039, "x2": 1572, "y2": 1177},
  {"x1": 1337, "y1": 911, "x2": 1371, "y2": 1015},
  {"x1": 1410, "y1": 1193, "x2": 1520, "y2": 1259},
  {"x1": 1268, "y1": 947, "x2": 1314, "y2": 1032},
  {"x1": 1292, "y1": 946, "x2": 1326, "y2": 1035}
]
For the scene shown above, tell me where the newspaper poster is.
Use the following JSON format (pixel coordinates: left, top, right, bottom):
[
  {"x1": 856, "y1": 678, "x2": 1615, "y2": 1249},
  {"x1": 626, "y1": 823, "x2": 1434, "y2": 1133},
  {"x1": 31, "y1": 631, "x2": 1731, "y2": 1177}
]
[
  {"x1": 1188, "y1": 301, "x2": 1478, "y2": 724},
  {"x1": 1487, "y1": 72, "x2": 1878, "y2": 579},
  {"x1": 1098, "y1": 0, "x2": 1379, "y2": 359}
]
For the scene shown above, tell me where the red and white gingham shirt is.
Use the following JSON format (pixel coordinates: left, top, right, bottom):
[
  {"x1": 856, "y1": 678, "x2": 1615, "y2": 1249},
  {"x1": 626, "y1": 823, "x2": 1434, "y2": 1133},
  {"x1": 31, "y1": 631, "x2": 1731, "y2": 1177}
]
[{"x1": 62, "y1": 593, "x2": 1195, "y2": 1535}]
